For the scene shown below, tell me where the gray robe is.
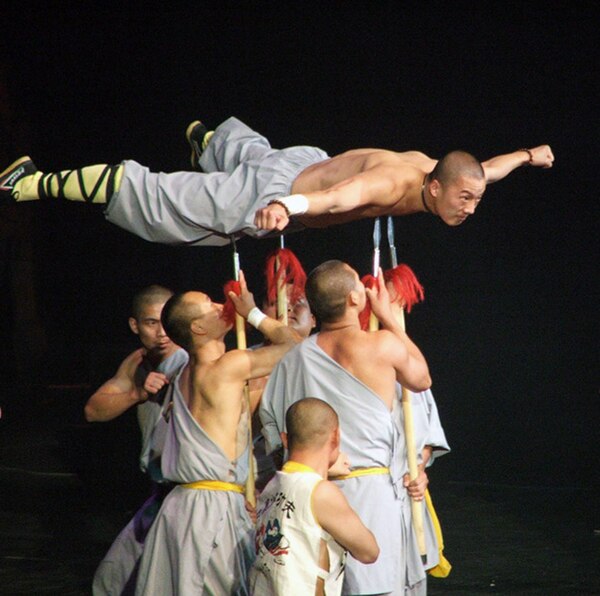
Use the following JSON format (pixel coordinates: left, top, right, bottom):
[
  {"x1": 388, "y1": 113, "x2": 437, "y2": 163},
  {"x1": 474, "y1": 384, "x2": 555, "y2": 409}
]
[
  {"x1": 135, "y1": 365, "x2": 255, "y2": 595},
  {"x1": 260, "y1": 336, "x2": 429, "y2": 595},
  {"x1": 104, "y1": 117, "x2": 328, "y2": 246},
  {"x1": 92, "y1": 348, "x2": 188, "y2": 596}
]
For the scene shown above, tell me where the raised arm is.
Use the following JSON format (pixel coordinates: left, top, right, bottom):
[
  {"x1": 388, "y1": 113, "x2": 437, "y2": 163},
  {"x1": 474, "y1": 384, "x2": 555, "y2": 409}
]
[
  {"x1": 226, "y1": 270, "x2": 302, "y2": 382},
  {"x1": 482, "y1": 145, "x2": 554, "y2": 184},
  {"x1": 313, "y1": 480, "x2": 379, "y2": 564},
  {"x1": 366, "y1": 270, "x2": 431, "y2": 391}
]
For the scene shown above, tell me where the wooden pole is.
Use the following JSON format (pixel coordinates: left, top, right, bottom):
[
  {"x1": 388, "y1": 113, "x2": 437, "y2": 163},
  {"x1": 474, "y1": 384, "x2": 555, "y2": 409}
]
[
  {"x1": 386, "y1": 217, "x2": 427, "y2": 564},
  {"x1": 231, "y1": 238, "x2": 255, "y2": 506}
]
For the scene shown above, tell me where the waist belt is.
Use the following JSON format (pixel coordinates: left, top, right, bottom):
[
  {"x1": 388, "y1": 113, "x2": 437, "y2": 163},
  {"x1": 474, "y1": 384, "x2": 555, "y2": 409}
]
[
  {"x1": 330, "y1": 466, "x2": 389, "y2": 480},
  {"x1": 180, "y1": 480, "x2": 245, "y2": 493}
]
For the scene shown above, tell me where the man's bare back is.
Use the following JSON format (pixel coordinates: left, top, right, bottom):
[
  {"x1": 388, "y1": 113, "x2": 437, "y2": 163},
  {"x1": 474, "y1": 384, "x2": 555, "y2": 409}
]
[{"x1": 316, "y1": 326, "x2": 404, "y2": 411}]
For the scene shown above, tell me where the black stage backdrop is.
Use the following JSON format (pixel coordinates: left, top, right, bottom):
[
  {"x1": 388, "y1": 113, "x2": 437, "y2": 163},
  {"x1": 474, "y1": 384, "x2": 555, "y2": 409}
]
[{"x1": 0, "y1": 3, "x2": 597, "y2": 493}]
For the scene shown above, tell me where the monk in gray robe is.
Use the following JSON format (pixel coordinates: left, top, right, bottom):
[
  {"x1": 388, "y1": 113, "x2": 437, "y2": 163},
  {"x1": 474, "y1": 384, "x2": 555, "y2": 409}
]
[
  {"x1": 135, "y1": 272, "x2": 301, "y2": 595},
  {"x1": 84, "y1": 285, "x2": 188, "y2": 595},
  {"x1": 260, "y1": 260, "x2": 432, "y2": 595}
]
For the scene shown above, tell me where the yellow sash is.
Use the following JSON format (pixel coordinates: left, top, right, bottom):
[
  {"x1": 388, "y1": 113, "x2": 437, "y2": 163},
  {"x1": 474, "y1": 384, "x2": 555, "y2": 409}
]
[
  {"x1": 180, "y1": 480, "x2": 245, "y2": 494},
  {"x1": 425, "y1": 489, "x2": 452, "y2": 577},
  {"x1": 329, "y1": 466, "x2": 389, "y2": 480}
]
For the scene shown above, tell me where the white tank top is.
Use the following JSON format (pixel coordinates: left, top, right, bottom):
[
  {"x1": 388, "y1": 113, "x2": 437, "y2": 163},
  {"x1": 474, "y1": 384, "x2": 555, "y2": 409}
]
[{"x1": 250, "y1": 461, "x2": 346, "y2": 595}]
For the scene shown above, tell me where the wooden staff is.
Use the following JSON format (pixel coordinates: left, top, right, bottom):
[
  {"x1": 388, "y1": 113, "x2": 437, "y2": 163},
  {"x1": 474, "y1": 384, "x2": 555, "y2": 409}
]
[
  {"x1": 231, "y1": 237, "x2": 256, "y2": 506},
  {"x1": 386, "y1": 216, "x2": 427, "y2": 564}
]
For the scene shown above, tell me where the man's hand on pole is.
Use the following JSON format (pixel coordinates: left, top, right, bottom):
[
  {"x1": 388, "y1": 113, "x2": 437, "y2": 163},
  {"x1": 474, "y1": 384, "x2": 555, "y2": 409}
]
[
  {"x1": 365, "y1": 268, "x2": 395, "y2": 326},
  {"x1": 227, "y1": 270, "x2": 257, "y2": 319}
]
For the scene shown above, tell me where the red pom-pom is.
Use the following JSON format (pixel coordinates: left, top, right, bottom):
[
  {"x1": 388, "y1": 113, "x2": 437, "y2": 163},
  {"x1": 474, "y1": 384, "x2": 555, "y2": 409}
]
[
  {"x1": 265, "y1": 248, "x2": 307, "y2": 306},
  {"x1": 358, "y1": 274, "x2": 378, "y2": 330},
  {"x1": 222, "y1": 280, "x2": 241, "y2": 326},
  {"x1": 383, "y1": 264, "x2": 424, "y2": 313}
]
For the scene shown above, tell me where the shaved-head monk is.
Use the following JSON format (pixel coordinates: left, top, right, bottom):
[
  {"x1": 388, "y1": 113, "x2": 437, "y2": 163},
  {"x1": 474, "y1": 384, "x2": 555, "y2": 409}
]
[{"x1": 2, "y1": 117, "x2": 553, "y2": 245}]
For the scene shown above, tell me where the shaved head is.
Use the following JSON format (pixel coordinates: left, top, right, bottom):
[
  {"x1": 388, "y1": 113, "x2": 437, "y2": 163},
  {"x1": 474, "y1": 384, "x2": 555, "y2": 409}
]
[
  {"x1": 131, "y1": 285, "x2": 173, "y2": 320},
  {"x1": 305, "y1": 260, "x2": 357, "y2": 323},
  {"x1": 285, "y1": 398, "x2": 339, "y2": 452},
  {"x1": 430, "y1": 150, "x2": 484, "y2": 185},
  {"x1": 161, "y1": 292, "x2": 207, "y2": 351}
]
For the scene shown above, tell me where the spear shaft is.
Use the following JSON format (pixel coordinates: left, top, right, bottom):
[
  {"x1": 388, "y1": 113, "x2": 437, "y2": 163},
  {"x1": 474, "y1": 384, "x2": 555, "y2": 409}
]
[
  {"x1": 386, "y1": 218, "x2": 427, "y2": 564},
  {"x1": 231, "y1": 237, "x2": 255, "y2": 506}
]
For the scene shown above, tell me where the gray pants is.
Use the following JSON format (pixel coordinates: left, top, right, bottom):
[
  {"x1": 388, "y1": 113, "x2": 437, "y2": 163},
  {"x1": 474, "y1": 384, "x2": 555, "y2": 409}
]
[{"x1": 104, "y1": 117, "x2": 328, "y2": 246}]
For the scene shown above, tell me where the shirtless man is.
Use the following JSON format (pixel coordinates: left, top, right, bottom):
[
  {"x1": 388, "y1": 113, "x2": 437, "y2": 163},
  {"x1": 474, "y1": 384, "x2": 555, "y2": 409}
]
[
  {"x1": 0, "y1": 117, "x2": 553, "y2": 245},
  {"x1": 134, "y1": 271, "x2": 301, "y2": 595},
  {"x1": 255, "y1": 142, "x2": 554, "y2": 231}
]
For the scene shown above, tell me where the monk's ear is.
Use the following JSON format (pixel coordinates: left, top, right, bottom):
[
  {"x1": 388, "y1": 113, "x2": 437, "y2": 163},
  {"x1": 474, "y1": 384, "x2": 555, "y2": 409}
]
[
  {"x1": 280, "y1": 432, "x2": 289, "y2": 450},
  {"x1": 429, "y1": 178, "x2": 441, "y2": 197},
  {"x1": 190, "y1": 319, "x2": 207, "y2": 337},
  {"x1": 332, "y1": 426, "x2": 341, "y2": 450},
  {"x1": 348, "y1": 290, "x2": 360, "y2": 307},
  {"x1": 128, "y1": 317, "x2": 139, "y2": 335}
]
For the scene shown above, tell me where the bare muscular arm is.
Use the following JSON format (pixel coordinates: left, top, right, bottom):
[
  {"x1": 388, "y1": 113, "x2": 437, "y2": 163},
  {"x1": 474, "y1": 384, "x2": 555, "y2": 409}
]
[
  {"x1": 313, "y1": 480, "x2": 379, "y2": 564},
  {"x1": 254, "y1": 165, "x2": 410, "y2": 231},
  {"x1": 84, "y1": 349, "x2": 145, "y2": 421},
  {"x1": 226, "y1": 270, "x2": 302, "y2": 382},
  {"x1": 482, "y1": 145, "x2": 554, "y2": 183},
  {"x1": 367, "y1": 270, "x2": 431, "y2": 392}
]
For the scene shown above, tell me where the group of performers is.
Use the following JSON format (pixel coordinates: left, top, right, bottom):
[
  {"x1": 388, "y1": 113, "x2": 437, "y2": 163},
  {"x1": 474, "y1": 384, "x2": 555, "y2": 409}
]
[{"x1": 1, "y1": 117, "x2": 553, "y2": 594}]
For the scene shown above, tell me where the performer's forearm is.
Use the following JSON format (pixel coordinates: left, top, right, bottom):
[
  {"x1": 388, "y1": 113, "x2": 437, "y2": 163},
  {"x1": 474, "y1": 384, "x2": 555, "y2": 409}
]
[
  {"x1": 304, "y1": 182, "x2": 364, "y2": 216},
  {"x1": 482, "y1": 149, "x2": 532, "y2": 183},
  {"x1": 84, "y1": 387, "x2": 141, "y2": 421}
]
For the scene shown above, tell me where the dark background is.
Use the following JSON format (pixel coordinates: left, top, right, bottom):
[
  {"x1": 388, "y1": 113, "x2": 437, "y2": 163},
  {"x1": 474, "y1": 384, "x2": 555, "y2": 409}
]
[{"x1": 0, "y1": 3, "x2": 598, "y2": 593}]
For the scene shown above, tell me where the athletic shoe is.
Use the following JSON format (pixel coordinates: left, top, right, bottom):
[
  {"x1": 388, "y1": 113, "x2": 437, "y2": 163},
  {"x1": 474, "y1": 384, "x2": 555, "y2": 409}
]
[
  {"x1": 185, "y1": 120, "x2": 213, "y2": 170},
  {"x1": 0, "y1": 156, "x2": 38, "y2": 202}
]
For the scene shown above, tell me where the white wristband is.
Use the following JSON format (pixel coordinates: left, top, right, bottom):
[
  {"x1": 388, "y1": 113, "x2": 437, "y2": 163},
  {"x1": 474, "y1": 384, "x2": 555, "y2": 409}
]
[
  {"x1": 269, "y1": 194, "x2": 309, "y2": 216},
  {"x1": 247, "y1": 307, "x2": 267, "y2": 329}
]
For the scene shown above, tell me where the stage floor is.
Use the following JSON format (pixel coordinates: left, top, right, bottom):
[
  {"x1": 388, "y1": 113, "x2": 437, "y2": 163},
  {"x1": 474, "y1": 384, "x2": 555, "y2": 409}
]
[{"x1": 1, "y1": 391, "x2": 598, "y2": 595}]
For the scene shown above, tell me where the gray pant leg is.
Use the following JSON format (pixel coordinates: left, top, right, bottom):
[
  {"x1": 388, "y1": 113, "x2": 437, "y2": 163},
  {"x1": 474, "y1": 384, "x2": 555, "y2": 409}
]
[
  {"x1": 200, "y1": 117, "x2": 274, "y2": 173},
  {"x1": 104, "y1": 160, "x2": 266, "y2": 246}
]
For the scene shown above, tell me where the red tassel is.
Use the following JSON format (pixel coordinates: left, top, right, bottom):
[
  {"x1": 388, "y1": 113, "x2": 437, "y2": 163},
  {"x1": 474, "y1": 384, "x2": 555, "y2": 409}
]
[
  {"x1": 222, "y1": 280, "x2": 241, "y2": 326},
  {"x1": 383, "y1": 264, "x2": 424, "y2": 313},
  {"x1": 358, "y1": 274, "x2": 378, "y2": 330},
  {"x1": 265, "y1": 248, "x2": 307, "y2": 305}
]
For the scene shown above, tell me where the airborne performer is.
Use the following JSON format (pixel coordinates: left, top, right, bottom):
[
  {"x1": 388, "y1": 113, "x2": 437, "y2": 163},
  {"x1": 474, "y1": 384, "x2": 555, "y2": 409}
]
[{"x1": 1, "y1": 117, "x2": 553, "y2": 245}]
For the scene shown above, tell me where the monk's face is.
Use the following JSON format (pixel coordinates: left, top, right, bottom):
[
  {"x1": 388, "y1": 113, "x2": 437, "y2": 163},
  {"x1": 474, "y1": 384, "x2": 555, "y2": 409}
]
[
  {"x1": 435, "y1": 175, "x2": 485, "y2": 226},
  {"x1": 129, "y1": 300, "x2": 177, "y2": 357},
  {"x1": 263, "y1": 288, "x2": 315, "y2": 339}
]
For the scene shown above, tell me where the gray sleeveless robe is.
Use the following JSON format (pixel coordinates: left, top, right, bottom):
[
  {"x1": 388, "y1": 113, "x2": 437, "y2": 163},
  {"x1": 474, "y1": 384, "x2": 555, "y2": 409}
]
[
  {"x1": 135, "y1": 365, "x2": 255, "y2": 595},
  {"x1": 92, "y1": 348, "x2": 188, "y2": 596},
  {"x1": 260, "y1": 336, "x2": 428, "y2": 595}
]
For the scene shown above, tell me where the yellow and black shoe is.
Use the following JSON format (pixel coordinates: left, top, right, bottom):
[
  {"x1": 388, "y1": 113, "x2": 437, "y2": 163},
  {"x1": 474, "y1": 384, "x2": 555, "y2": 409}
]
[
  {"x1": 0, "y1": 156, "x2": 38, "y2": 203},
  {"x1": 185, "y1": 120, "x2": 214, "y2": 170}
]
